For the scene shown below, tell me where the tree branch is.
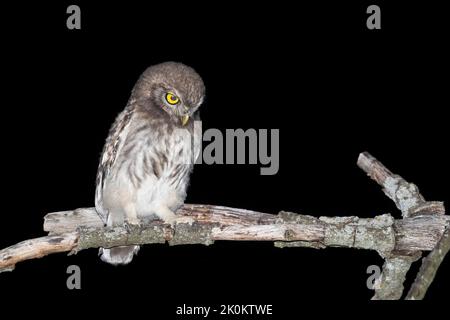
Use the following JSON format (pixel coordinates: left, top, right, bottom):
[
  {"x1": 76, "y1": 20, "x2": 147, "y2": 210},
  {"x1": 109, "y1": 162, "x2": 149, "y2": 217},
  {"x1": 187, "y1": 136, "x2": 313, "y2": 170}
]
[
  {"x1": 357, "y1": 152, "x2": 446, "y2": 300},
  {"x1": 357, "y1": 152, "x2": 444, "y2": 218},
  {"x1": 0, "y1": 152, "x2": 447, "y2": 301},
  {"x1": 0, "y1": 233, "x2": 78, "y2": 272},
  {"x1": 1, "y1": 205, "x2": 448, "y2": 273}
]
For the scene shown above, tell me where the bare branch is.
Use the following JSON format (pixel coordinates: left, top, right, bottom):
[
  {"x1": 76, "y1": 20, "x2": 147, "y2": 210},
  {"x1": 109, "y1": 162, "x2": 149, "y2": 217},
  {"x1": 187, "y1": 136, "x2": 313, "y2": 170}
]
[
  {"x1": 0, "y1": 152, "x2": 447, "y2": 302},
  {"x1": 1, "y1": 205, "x2": 448, "y2": 272},
  {"x1": 357, "y1": 152, "x2": 446, "y2": 300},
  {"x1": 357, "y1": 152, "x2": 444, "y2": 218}
]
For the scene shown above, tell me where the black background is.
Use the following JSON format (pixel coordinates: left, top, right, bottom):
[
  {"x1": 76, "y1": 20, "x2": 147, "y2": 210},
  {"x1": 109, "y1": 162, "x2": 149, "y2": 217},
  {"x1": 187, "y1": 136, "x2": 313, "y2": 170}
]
[{"x1": 0, "y1": 0, "x2": 448, "y2": 316}]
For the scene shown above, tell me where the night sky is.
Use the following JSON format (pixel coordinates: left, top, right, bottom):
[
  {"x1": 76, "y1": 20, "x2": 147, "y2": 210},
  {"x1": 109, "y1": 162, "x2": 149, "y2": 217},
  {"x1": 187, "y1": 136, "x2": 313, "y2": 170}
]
[{"x1": 0, "y1": 1, "x2": 448, "y2": 316}]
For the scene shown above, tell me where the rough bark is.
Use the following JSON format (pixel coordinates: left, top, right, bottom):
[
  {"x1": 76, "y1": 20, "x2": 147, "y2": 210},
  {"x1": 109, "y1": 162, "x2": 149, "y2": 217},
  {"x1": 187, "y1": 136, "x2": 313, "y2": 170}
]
[
  {"x1": 0, "y1": 152, "x2": 447, "y2": 301},
  {"x1": 406, "y1": 222, "x2": 450, "y2": 300},
  {"x1": 357, "y1": 152, "x2": 446, "y2": 300},
  {"x1": 1, "y1": 205, "x2": 448, "y2": 272},
  {"x1": 0, "y1": 233, "x2": 78, "y2": 272}
]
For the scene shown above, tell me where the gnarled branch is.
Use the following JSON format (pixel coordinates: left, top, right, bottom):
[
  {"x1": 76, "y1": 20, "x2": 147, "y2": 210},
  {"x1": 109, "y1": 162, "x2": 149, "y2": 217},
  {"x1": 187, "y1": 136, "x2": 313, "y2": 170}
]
[
  {"x1": 0, "y1": 152, "x2": 447, "y2": 301},
  {"x1": 357, "y1": 152, "x2": 446, "y2": 300},
  {"x1": 1, "y1": 205, "x2": 448, "y2": 274}
]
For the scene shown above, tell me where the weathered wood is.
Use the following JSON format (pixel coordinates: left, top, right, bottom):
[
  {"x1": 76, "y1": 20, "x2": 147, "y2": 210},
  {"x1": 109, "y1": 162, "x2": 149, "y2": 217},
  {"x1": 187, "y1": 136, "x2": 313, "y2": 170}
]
[
  {"x1": 43, "y1": 206, "x2": 450, "y2": 252},
  {"x1": 372, "y1": 252, "x2": 421, "y2": 300},
  {"x1": 357, "y1": 152, "x2": 446, "y2": 300},
  {"x1": 357, "y1": 152, "x2": 444, "y2": 218},
  {"x1": 393, "y1": 215, "x2": 449, "y2": 251},
  {"x1": 0, "y1": 152, "x2": 447, "y2": 302},
  {"x1": 1, "y1": 204, "x2": 448, "y2": 272},
  {"x1": 406, "y1": 222, "x2": 450, "y2": 300},
  {"x1": 0, "y1": 233, "x2": 78, "y2": 272},
  {"x1": 43, "y1": 205, "x2": 277, "y2": 234},
  {"x1": 45, "y1": 208, "x2": 104, "y2": 234}
]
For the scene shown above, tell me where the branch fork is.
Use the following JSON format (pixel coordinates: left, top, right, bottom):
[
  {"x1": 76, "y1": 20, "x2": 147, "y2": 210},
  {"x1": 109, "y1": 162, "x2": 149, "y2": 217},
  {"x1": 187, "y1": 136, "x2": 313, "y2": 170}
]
[{"x1": 0, "y1": 152, "x2": 447, "y2": 300}]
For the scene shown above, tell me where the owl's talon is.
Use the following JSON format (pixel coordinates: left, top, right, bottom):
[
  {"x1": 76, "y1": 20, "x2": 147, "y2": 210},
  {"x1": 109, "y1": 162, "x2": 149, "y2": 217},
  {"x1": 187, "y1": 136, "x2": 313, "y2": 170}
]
[
  {"x1": 125, "y1": 217, "x2": 141, "y2": 225},
  {"x1": 123, "y1": 221, "x2": 131, "y2": 233},
  {"x1": 123, "y1": 219, "x2": 141, "y2": 232},
  {"x1": 164, "y1": 216, "x2": 177, "y2": 228},
  {"x1": 164, "y1": 216, "x2": 195, "y2": 227},
  {"x1": 179, "y1": 216, "x2": 195, "y2": 226}
]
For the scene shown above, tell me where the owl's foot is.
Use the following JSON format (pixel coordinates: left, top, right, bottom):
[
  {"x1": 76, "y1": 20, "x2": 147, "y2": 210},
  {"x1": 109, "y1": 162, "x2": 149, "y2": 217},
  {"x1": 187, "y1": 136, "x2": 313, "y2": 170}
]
[
  {"x1": 125, "y1": 216, "x2": 141, "y2": 225},
  {"x1": 155, "y1": 206, "x2": 196, "y2": 227},
  {"x1": 123, "y1": 219, "x2": 141, "y2": 233},
  {"x1": 162, "y1": 214, "x2": 177, "y2": 227},
  {"x1": 163, "y1": 215, "x2": 195, "y2": 228},
  {"x1": 176, "y1": 216, "x2": 195, "y2": 226}
]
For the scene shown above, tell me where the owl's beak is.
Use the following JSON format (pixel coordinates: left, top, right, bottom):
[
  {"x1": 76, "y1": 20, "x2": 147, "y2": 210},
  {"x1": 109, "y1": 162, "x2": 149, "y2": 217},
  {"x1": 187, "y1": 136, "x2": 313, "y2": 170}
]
[{"x1": 181, "y1": 114, "x2": 190, "y2": 126}]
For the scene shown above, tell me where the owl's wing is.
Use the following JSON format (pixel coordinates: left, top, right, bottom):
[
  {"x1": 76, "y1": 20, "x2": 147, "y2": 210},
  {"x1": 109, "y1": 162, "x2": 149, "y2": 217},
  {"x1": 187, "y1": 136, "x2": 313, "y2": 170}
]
[{"x1": 95, "y1": 104, "x2": 135, "y2": 224}]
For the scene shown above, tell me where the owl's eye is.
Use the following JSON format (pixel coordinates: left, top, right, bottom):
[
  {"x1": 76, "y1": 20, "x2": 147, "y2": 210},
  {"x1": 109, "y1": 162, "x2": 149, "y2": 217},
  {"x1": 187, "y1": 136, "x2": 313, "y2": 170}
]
[{"x1": 165, "y1": 92, "x2": 180, "y2": 105}]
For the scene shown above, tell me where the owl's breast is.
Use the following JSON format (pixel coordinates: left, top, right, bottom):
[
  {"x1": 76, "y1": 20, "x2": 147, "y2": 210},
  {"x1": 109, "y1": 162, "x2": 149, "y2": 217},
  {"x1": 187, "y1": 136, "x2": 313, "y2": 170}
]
[
  {"x1": 104, "y1": 120, "x2": 197, "y2": 215},
  {"x1": 158, "y1": 126, "x2": 195, "y2": 188}
]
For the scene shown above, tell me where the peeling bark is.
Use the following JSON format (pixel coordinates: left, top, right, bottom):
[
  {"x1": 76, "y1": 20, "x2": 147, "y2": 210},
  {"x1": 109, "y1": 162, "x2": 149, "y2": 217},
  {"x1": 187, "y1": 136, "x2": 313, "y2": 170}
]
[
  {"x1": 0, "y1": 233, "x2": 78, "y2": 272},
  {"x1": 0, "y1": 152, "x2": 447, "y2": 301},
  {"x1": 1, "y1": 206, "x2": 447, "y2": 272},
  {"x1": 357, "y1": 152, "x2": 446, "y2": 300}
]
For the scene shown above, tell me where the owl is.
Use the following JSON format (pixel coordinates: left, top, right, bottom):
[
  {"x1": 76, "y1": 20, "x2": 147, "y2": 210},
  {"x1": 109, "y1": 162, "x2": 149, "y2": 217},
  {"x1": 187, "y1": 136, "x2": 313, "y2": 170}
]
[{"x1": 95, "y1": 62, "x2": 205, "y2": 265}]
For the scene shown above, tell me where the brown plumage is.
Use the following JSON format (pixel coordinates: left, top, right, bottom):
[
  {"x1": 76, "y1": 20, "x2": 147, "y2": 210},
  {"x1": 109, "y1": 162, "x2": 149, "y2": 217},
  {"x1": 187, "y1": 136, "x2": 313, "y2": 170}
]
[{"x1": 95, "y1": 62, "x2": 205, "y2": 265}]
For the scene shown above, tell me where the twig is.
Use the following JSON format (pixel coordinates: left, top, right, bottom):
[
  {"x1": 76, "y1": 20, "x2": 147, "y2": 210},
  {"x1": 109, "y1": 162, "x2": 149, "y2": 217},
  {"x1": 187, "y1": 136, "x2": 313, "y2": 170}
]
[{"x1": 357, "y1": 152, "x2": 444, "y2": 218}]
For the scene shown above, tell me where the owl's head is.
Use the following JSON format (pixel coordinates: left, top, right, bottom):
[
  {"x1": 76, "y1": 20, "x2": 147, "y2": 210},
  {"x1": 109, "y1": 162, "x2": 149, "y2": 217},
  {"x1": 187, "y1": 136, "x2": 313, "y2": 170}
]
[{"x1": 133, "y1": 62, "x2": 205, "y2": 126}]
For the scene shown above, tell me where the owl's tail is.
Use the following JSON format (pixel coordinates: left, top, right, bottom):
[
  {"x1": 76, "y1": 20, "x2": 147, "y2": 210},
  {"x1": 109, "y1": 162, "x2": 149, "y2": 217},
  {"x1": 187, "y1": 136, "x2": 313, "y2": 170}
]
[{"x1": 99, "y1": 246, "x2": 140, "y2": 265}]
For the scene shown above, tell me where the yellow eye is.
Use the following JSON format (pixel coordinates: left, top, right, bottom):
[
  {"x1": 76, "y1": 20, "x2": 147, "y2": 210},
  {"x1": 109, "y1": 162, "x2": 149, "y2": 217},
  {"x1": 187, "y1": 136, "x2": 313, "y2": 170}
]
[{"x1": 165, "y1": 92, "x2": 180, "y2": 105}]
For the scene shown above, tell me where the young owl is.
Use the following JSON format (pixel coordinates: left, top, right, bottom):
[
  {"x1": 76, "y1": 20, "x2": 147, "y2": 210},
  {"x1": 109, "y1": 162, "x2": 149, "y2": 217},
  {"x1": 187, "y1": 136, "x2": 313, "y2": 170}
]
[{"x1": 95, "y1": 62, "x2": 205, "y2": 265}]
